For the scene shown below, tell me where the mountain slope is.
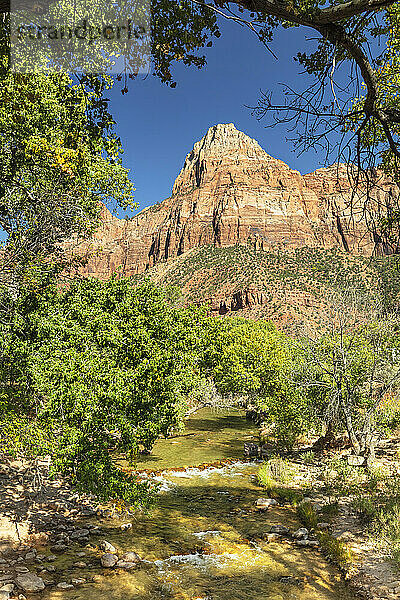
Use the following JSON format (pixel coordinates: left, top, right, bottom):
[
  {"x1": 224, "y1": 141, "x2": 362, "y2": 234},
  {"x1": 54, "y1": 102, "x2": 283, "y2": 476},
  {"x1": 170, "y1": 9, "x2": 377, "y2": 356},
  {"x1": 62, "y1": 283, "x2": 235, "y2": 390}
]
[{"x1": 142, "y1": 244, "x2": 374, "y2": 330}]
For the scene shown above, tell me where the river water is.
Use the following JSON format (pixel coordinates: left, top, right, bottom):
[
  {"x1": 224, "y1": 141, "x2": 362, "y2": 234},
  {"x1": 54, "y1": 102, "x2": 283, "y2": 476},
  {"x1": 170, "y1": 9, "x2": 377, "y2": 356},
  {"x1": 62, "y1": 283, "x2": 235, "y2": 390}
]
[{"x1": 45, "y1": 408, "x2": 356, "y2": 600}]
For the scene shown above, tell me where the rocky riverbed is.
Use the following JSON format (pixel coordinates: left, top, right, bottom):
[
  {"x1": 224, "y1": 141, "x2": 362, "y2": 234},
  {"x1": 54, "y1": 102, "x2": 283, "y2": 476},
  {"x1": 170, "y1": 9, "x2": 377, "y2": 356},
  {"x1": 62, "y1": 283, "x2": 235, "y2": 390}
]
[{"x1": 0, "y1": 408, "x2": 397, "y2": 600}]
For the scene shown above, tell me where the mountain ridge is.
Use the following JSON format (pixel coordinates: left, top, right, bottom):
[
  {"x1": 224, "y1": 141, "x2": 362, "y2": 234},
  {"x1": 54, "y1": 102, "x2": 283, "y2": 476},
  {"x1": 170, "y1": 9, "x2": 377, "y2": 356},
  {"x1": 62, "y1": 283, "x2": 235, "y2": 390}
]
[{"x1": 76, "y1": 123, "x2": 397, "y2": 283}]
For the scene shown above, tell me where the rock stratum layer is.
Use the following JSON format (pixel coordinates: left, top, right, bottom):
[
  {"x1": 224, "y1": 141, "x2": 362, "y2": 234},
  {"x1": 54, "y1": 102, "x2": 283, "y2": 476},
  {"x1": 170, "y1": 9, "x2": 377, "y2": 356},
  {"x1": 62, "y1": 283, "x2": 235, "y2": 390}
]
[{"x1": 78, "y1": 123, "x2": 397, "y2": 279}]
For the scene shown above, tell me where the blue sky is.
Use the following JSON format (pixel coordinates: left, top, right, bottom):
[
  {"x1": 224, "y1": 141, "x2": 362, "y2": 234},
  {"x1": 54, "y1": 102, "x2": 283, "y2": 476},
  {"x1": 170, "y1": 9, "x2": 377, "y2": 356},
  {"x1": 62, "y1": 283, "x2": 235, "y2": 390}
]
[{"x1": 108, "y1": 20, "x2": 325, "y2": 217}]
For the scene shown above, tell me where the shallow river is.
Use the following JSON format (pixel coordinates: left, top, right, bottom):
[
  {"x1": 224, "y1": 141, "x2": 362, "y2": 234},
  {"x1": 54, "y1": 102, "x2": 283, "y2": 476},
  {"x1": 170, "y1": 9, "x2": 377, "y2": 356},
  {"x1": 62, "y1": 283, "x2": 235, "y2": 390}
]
[{"x1": 45, "y1": 408, "x2": 356, "y2": 600}]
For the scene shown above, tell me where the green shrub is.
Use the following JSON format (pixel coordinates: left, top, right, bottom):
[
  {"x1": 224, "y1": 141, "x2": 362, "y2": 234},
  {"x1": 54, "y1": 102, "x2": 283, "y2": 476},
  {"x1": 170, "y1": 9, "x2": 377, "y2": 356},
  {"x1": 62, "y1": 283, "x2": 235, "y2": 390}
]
[
  {"x1": 258, "y1": 457, "x2": 296, "y2": 487},
  {"x1": 300, "y1": 450, "x2": 315, "y2": 464},
  {"x1": 297, "y1": 501, "x2": 318, "y2": 529},
  {"x1": 353, "y1": 495, "x2": 377, "y2": 522},
  {"x1": 316, "y1": 531, "x2": 353, "y2": 572},
  {"x1": 258, "y1": 458, "x2": 302, "y2": 504}
]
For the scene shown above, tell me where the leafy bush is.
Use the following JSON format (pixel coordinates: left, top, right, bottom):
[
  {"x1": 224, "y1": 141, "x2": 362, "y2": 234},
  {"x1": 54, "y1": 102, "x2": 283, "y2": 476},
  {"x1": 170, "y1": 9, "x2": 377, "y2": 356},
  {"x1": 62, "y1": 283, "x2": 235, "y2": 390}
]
[
  {"x1": 300, "y1": 450, "x2": 315, "y2": 464},
  {"x1": 322, "y1": 457, "x2": 365, "y2": 500},
  {"x1": 258, "y1": 457, "x2": 296, "y2": 486},
  {"x1": 316, "y1": 531, "x2": 353, "y2": 572},
  {"x1": 297, "y1": 501, "x2": 318, "y2": 529}
]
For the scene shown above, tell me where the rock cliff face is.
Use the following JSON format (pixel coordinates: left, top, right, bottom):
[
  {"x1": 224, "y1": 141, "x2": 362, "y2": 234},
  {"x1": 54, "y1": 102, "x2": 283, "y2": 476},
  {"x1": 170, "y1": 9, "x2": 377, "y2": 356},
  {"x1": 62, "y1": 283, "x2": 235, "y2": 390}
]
[{"x1": 79, "y1": 123, "x2": 396, "y2": 279}]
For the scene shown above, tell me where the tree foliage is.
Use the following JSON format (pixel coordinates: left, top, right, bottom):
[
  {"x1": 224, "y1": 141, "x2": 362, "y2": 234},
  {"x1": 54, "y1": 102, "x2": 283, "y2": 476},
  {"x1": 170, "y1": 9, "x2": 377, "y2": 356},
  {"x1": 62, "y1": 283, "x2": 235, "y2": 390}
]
[
  {"x1": 0, "y1": 72, "x2": 133, "y2": 316},
  {"x1": 202, "y1": 317, "x2": 306, "y2": 449},
  {"x1": 1, "y1": 279, "x2": 205, "y2": 503},
  {"x1": 294, "y1": 288, "x2": 400, "y2": 461}
]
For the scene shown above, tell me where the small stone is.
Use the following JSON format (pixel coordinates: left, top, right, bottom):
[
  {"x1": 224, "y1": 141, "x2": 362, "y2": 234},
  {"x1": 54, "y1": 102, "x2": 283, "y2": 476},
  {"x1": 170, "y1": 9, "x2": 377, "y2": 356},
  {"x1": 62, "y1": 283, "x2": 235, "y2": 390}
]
[
  {"x1": 116, "y1": 561, "x2": 137, "y2": 569},
  {"x1": 255, "y1": 498, "x2": 278, "y2": 509},
  {"x1": 347, "y1": 455, "x2": 365, "y2": 466},
  {"x1": 57, "y1": 582, "x2": 74, "y2": 590},
  {"x1": 101, "y1": 553, "x2": 118, "y2": 568},
  {"x1": 293, "y1": 528, "x2": 308, "y2": 540},
  {"x1": 71, "y1": 578, "x2": 86, "y2": 585},
  {"x1": 0, "y1": 585, "x2": 13, "y2": 593},
  {"x1": 46, "y1": 555, "x2": 57, "y2": 562},
  {"x1": 0, "y1": 560, "x2": 7, "y2": 566},
  {"x1": 90, "y1": 526, "x2": 103, "y2": 535},
  {"x1": 15, "y1": 573, "x2": 45, "y2": 593},
  {"x1": 70, "y1": 529, "x2": 90, "y2": 540},
  {"x1": 50, "y1": 544, "x2": 69, "y2": 554},
  {"x1": 75, "y1": 552, "x2": 86, "y2": 558},
  {"x1": 120, "y1": 523, "x2": 133, "y2": 531},
  {"x1": 18, "y1": 595, "x2": 27, "y2": 600},
  {"x1": 269, "y1": 525, "x2": 290, "y2": 535},
  {"x1": 100, "y1": 541, "x2": 117, "y2": 554},
  {"x1": 73, "y1": 562, "x2": 87, "y2": 568},
  {"x1": 121, "y1": 551, "x2": 141, "y2": 563},
  {"x1": 46, "y1": 566, "x2": 56, "y2": 573},
  {"x1": 279, "y1": 576, "x2": 300, "y2": 585},
  {"x1": 335, "y1": 530, "x2": 355, "y2": 542},
  {"x1": 25, "y1": 551, "x2": 37, "y2": 561},
  {"x1": 317, "y1": 522, "x2": 331, "y2": 530},
  {"x1": 265, "y1": 533, "x2": 281, "y2": 542},
  {"x1": 296, "y1": 539, "x2": 319, "y2": 547},
  {"x1": 15, "y1": 567, "x2": 29, "y2": 574}
]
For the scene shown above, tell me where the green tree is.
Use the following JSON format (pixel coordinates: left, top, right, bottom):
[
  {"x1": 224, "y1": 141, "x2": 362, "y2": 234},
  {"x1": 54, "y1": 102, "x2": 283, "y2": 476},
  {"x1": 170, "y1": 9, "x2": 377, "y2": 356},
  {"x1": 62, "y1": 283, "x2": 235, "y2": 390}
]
[
  {"x1": 1, "y1": 279, "x2": 204, "y2": 503},
  {"x1": 295, "y1": 288, "x2": 400, "y2": 463},
  {"x1": 0, "y1": 72, "x2": 133, "y2": 314},
  {"x1": 202, "y1": 317, "x2": 305, "y2": 449}
]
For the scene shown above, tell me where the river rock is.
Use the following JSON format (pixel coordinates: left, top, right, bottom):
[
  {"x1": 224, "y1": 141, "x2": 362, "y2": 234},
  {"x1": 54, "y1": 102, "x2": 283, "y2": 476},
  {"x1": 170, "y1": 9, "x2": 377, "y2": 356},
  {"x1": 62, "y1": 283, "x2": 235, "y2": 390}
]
[
  {"x1": 100, "y1": 541, "x2": 117, "y2": 554},
  {"x1": 255, "y1": 498, "x2": 278, "y2": 509},
  {"x1": 296, "y1": 539, "x2": 319, "y2": 548},
  {"x1": 293, "y1": 528, "x2": 308, "y2": 540},
  {"x1": 0, "y1": 590, "x2": 10, "y2": 600},
  {"x1": 121, "y1": 551, "x2": 141, "y2": 563},
  {"x1": 15, "y1": 567, "x2": 29, "y2": 574},
  {"x1": 15, "y1": 573, "x2": 45, "y2": 593},
  {"x1": 73, "y1": 561, "x2": 87, "y2": 568},
  {"x1": 71, "y1": 578, "x2": 86, "y2": 585},
  {"x1": 269, "y1": 525, "x2": 290, "y2": 535},
  {"x1": 116, "y1": 561, "x2": 137, "y2": 569},
  {"x1": 0, "y1": 585, "x2": 13, "y2": 593},
  {"x1": 101, "y1": 553, "x2": 118, "y2": 568},
  {"x1": 57, "y1": 582, "x2": 74, "y2": 590}
]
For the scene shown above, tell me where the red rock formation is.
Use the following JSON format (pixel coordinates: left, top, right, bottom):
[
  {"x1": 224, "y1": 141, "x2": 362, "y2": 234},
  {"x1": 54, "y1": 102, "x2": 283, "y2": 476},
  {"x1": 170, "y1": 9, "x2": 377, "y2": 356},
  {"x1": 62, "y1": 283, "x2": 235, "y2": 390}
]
[{"x1": 78, "y1": 123, "x2": 397, "y2": 278}]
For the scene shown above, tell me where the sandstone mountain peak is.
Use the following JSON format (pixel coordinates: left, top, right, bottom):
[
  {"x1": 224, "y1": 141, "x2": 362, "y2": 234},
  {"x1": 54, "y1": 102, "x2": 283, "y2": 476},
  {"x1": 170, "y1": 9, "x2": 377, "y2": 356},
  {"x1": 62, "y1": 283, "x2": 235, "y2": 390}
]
[
  {"x1": 192, "y1": 122, "x2": 266, "y2": 155},
  {"x1": 78, "y1": 125, "x2": 397, "y2": 282},
  {"x1": 172, "y1": 123, "x2": 272, "y2": 196}
]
